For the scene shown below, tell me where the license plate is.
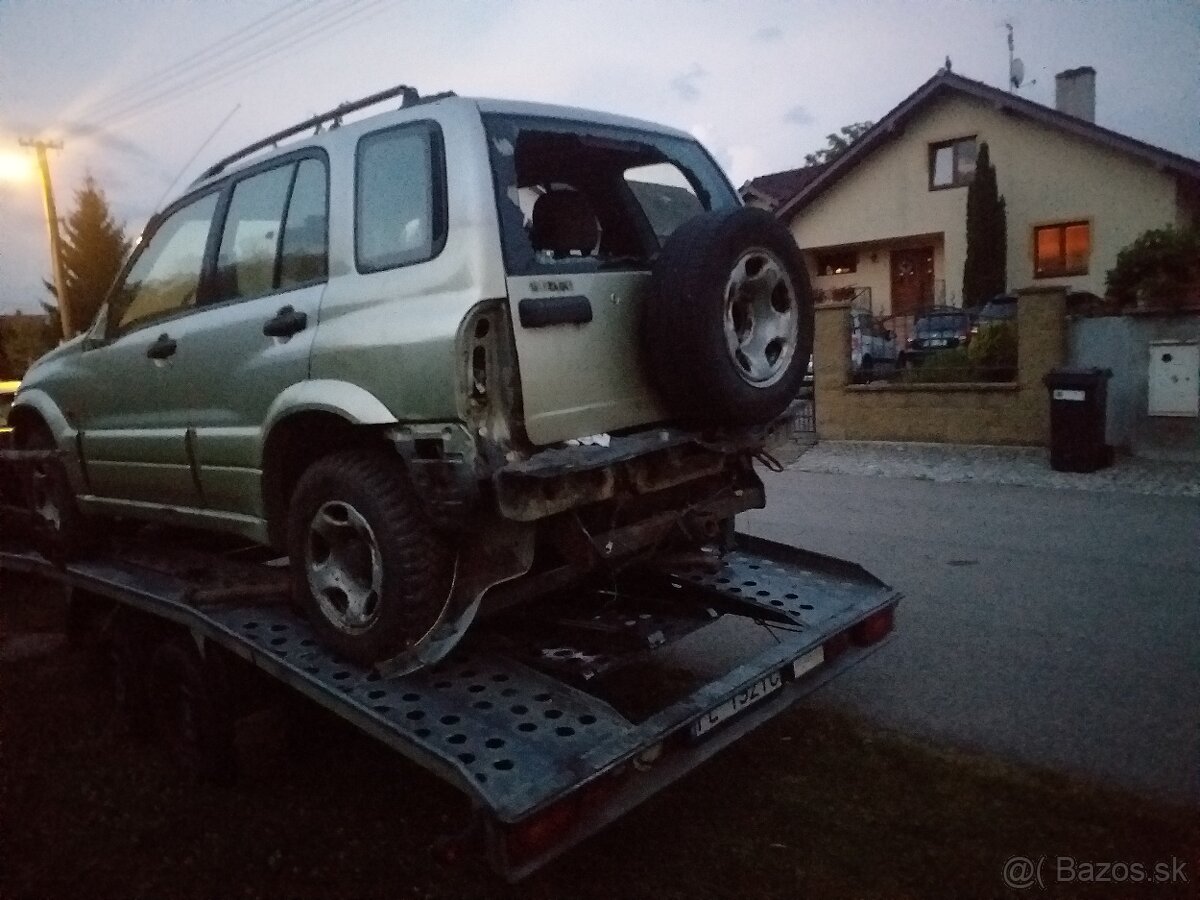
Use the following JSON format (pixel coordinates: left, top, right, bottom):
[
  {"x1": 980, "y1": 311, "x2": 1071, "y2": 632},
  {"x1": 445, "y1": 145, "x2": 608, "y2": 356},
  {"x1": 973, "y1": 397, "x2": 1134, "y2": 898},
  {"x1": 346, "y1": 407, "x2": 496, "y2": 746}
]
[
  {"x1": 690, "y1": 671, "x2": 783, "y2": 738},
  {"x1": 1053, "y1": 388, "x2": 1086, "y2": 402},
  {"x1": 928, "y1": 338, "x2": 948, "y2": 347},
  {"x1": 791, "y1": 645, "x2": 825, "y2": 679}
]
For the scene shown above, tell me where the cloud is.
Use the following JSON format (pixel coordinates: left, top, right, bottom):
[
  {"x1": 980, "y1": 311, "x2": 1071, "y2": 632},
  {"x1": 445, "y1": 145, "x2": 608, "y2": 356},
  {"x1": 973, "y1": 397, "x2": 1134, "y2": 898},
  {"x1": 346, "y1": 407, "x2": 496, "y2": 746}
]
[
  {"x1": 753, "y1": 25, "x2": 782, "y2": 42},
  {"x1": 670, "y1": 64, "x2": 707, "y2": 102},
  {"x1": 784, "y1": 104, "x2": 814, "y2": 125}
]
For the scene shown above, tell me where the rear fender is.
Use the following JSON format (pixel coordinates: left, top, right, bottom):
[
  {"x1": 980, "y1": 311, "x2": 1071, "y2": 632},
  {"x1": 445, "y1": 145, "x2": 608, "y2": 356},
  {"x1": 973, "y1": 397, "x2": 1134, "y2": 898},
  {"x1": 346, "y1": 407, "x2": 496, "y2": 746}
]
[{"x1": 259, "y1": 380, "x2": 398, "y2": 460}]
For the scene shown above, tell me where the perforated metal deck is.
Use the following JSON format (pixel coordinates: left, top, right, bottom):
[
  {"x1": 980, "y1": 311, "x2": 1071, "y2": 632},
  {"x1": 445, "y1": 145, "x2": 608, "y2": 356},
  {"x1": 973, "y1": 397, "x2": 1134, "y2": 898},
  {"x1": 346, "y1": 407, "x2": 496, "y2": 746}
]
[{"x1": 0, "y1": 533, "x2": 898, "y2": 826}]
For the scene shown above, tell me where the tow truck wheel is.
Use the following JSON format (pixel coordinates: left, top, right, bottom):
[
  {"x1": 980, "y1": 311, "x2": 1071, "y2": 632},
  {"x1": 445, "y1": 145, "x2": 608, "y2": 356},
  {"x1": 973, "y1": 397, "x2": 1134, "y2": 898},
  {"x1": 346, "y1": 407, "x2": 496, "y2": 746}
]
[
  {"x1": 148, "y1": 635, "x2": 237, "y2": 784},
  {"x1": 286, "y1": 449, "x2": 454, "y2": 666}
]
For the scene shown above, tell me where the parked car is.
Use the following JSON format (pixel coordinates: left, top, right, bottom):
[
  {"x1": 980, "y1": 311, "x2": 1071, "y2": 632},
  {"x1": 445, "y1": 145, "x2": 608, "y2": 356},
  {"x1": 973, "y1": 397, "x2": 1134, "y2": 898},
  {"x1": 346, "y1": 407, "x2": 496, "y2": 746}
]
[
  {"x1": 10, "y1": 85, "x2": 814, "y2": 669},
  {"x1": 849, "y1": 308, "x2": 898, "y2": 380},
  {"x1": 0, "y1": 380, "x2": 18, "y2": 444},
  {"x1": 972, "y1": 293, "x2": 1018, "y2": 331},
  {"x1": 898, "y1": 306, "x2": 973, "y2": 367}
]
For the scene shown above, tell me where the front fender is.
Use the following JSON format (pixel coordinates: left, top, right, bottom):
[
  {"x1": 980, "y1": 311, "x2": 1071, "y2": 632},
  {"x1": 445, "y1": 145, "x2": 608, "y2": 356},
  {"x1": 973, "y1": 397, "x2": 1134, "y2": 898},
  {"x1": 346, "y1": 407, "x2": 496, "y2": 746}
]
[
  {"x1": 10, "y1": 389, "x2": 77, "y2": 447},
  {"x1": 9, "y1": 389, "x2": 87, "y2": 492}
]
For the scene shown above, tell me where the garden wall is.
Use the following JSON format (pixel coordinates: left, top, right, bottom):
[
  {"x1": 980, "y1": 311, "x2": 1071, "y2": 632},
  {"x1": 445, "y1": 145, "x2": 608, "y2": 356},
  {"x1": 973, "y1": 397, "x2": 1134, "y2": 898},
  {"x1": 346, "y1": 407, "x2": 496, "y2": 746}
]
[{"x1": 813, "y1": 288, "x2": 1067, "y2": 445}]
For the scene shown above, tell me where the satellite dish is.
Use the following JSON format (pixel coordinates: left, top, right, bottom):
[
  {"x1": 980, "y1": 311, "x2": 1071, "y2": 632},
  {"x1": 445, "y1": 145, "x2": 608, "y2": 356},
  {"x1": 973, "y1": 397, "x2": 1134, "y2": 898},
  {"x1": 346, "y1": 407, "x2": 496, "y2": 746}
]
[{"x1": 1010, "y1": 57, "x2": 1025, "y2": 89}]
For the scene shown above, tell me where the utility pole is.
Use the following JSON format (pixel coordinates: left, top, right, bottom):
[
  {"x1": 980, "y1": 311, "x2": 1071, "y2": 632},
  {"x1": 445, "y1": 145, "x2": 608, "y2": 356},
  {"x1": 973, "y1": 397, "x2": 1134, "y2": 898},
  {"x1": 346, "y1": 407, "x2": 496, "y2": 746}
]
[{"x1": 18, "y1": 138, "x2": 74, "y2": 339}]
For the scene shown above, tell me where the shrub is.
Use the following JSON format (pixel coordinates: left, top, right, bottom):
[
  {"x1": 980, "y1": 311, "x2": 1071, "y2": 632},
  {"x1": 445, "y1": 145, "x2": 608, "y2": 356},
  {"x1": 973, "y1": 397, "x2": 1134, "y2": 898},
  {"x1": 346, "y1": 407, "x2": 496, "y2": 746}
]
[
  {"x1": 1105, "y1": 226, "x2": 1200, "y2": 309},
  {"x1": 900, "y1": 347, "x2": 974, "y2": 383},
  {"x1": 968, "y1": 321, "x2": 1018, "y2": 381}
]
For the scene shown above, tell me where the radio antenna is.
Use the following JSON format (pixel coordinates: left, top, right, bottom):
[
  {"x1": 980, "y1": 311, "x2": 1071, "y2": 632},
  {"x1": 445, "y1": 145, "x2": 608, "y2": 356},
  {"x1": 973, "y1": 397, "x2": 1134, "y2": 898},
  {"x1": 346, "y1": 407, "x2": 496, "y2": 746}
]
[{"x1": 153, "y1": 103, "x2": 242, "y2": 210}]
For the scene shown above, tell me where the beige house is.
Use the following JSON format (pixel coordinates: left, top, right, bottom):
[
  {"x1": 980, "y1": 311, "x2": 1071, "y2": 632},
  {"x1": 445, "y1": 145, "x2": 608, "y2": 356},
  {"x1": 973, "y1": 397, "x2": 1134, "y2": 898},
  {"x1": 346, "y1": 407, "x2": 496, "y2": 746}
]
[{"x1": 743, "y1": 68, "x2": 1200, "y2": 316}]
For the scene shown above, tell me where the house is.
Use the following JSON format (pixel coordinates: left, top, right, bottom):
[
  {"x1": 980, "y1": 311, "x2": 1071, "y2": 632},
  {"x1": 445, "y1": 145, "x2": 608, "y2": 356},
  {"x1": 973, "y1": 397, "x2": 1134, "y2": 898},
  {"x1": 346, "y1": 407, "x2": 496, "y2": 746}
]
[{"x1": 747, "y1": 67, "x2": 1200, "y2": 317}]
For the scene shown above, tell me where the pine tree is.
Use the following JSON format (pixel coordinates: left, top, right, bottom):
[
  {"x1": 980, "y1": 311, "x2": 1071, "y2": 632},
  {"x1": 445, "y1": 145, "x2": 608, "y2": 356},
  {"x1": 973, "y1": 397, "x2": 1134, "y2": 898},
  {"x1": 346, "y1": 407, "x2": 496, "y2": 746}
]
[
  {"x1": 43, "y1": 174, "x2": 130, "y2": 336},
  {"x1": 962, "y1": 142, "x2": 1007, "y2": 307}
]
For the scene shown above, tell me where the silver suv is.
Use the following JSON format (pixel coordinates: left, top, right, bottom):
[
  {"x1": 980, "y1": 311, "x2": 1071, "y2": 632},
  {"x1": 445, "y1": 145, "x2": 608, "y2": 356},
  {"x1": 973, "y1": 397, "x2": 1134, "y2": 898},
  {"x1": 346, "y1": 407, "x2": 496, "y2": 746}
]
[{"x1": 13, "y1": 85, "x2": 813, "y2": 671}]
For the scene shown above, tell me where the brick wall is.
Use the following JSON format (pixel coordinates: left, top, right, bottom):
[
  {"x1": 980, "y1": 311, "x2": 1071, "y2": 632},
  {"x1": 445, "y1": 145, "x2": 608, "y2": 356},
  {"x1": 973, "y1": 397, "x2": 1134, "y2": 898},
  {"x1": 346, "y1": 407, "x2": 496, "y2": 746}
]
[{"x1": 814, "y1": 288, "x2": 1067, "y2": 445}]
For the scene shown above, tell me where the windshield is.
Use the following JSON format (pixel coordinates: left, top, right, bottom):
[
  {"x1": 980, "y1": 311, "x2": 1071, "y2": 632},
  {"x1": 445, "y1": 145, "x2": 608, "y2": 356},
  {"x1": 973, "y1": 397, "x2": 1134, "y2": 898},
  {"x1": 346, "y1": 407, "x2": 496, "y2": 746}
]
[
  {"x1": 484, "y1": 113, "x2": 738, "y2": 275},
  {"x1": 916, "y1": 313, "x2": 970, "y2": 337}
]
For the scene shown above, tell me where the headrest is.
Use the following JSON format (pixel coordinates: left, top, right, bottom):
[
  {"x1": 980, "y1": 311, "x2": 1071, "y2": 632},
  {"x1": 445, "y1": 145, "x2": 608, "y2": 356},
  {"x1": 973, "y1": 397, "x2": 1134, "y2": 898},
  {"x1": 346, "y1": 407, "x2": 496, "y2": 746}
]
[{"x1": 530, "y1": 189, "x2": 600, "y2": 258}]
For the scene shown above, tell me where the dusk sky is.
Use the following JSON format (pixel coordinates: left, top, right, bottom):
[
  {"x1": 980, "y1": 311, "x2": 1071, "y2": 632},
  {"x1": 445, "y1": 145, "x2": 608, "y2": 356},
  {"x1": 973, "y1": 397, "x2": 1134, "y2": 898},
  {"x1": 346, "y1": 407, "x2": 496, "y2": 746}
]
[{"x1": 1, "y1": 0, "x2": 1197, "y2": 314}]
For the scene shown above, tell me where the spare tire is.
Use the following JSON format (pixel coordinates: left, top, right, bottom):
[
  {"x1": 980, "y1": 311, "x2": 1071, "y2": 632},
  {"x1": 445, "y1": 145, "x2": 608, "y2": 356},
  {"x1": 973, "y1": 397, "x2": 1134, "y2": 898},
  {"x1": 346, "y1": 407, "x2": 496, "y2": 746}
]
[{"x1": 645, "y1": 207, "x2": 814, "y2": 426}]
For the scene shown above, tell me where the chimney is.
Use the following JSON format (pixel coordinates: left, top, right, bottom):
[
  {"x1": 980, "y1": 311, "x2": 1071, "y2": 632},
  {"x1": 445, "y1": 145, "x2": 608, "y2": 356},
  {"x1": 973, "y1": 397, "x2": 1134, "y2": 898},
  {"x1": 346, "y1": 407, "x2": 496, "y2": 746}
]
[{"x1": 1055, "y1": 66, "x2": 1096, "y2": 122}]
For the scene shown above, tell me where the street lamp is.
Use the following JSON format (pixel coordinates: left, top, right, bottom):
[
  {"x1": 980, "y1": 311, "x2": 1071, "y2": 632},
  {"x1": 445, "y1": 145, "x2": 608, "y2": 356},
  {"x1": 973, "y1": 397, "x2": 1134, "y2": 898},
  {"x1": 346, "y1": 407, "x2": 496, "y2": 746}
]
[
  {"x1": 17, "y1": 139, "x2": 74, "y2": 340},
  {"x1": 0, "y1": 150, "x2": 35, "y2": 184}
]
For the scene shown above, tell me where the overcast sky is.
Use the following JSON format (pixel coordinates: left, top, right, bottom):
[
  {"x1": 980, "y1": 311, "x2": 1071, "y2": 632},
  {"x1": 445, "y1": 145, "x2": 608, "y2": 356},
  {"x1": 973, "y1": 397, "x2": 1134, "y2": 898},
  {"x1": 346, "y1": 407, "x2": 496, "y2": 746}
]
[{"x1": 0, "y1": 0, "x2": 1197, "y2": 314}]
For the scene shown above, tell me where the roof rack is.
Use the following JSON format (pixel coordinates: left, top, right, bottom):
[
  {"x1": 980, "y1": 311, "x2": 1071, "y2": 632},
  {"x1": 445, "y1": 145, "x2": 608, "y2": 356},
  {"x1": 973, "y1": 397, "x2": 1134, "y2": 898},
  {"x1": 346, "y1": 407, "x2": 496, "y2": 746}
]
[{"x1": 193, "y1": 83, "x2": 451, "y2": 184}]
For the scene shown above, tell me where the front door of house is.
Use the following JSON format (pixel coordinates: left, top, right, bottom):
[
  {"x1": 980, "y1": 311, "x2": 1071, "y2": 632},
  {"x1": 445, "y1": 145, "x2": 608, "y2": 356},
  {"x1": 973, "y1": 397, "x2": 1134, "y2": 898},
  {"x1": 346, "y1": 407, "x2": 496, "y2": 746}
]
[{"x1": 890, "y1": 247, "x2": 935, "y2": 316}]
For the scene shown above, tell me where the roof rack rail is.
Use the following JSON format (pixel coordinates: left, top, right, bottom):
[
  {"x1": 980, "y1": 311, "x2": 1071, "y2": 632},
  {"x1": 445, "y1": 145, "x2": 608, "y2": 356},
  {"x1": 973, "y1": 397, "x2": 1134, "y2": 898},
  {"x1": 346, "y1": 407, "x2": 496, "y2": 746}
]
[{"x1": 193, "y1": 83, "x2": 450, "y2": 185}]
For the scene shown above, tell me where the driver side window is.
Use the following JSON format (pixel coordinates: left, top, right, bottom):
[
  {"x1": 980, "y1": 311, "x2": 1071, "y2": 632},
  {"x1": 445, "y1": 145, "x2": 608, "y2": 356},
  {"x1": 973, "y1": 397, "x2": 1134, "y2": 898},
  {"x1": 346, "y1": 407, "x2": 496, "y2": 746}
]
[{"x1": 110, "y1": 192, "x2": 218, "y2": 334}]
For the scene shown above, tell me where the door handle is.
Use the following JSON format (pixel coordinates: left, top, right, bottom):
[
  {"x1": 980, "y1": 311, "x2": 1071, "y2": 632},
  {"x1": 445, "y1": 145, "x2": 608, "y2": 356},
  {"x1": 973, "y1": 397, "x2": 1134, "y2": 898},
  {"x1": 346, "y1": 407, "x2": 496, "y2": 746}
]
[
  {"x1": 263, "y1": 305, "x2": 308, "y2": 338},
  {"x1": 146, "y1": 333, "x2": 177, "y2": 360}
]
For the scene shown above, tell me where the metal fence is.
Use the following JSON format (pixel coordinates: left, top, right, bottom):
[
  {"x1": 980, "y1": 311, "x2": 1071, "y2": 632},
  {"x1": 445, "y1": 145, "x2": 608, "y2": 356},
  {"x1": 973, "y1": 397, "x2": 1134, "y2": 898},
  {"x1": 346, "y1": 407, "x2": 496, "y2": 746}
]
[{"x1": 844, "y1": 306, "x2": 1018, "y2": 384}]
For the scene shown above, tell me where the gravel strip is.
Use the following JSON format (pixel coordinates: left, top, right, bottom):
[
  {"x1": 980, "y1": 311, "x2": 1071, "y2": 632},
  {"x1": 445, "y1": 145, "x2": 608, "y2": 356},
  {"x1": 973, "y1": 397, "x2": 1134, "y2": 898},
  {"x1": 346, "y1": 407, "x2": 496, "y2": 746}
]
[{"x1": 792, "y1": 441, "x2": 1200, "y2": 497}]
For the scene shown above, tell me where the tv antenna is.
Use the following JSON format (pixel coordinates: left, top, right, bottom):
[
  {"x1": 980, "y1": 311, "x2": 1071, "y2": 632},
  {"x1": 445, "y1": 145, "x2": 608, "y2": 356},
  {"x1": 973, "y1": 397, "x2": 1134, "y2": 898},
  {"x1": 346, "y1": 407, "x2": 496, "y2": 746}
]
[{"x1": 1006, "y1": 23, "x2": 1032, "y2": 92}]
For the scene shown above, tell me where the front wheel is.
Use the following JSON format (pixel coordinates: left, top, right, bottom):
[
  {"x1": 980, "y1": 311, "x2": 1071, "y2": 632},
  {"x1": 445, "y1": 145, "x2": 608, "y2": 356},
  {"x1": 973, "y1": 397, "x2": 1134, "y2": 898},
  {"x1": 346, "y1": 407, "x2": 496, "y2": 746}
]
[
  {"x1": 286, "y1": 449, "x2": 454, "y2": 666},
  {"x1": 21, "y1": 423, "x2": 90, "y2": 559}
]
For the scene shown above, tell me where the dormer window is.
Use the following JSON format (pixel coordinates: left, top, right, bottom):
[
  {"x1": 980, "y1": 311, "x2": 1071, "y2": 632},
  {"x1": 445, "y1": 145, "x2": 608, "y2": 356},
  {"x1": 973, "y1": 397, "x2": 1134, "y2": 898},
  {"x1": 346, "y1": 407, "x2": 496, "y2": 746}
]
[{"x1": 929, "y1": 137, "x2": 977, "y2": 189}]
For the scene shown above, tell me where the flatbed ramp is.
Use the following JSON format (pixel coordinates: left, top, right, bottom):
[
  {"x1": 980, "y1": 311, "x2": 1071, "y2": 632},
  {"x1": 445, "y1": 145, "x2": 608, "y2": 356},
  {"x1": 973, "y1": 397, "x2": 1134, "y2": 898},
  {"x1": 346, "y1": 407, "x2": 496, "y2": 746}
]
[{"x1": 0, "y1": 532, "x2": 899, "y2": 880}]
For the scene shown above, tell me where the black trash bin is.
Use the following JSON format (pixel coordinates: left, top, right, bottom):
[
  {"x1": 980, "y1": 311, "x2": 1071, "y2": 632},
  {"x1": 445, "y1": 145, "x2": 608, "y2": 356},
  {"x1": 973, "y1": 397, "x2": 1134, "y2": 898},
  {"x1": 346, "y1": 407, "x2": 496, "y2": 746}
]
[{"x1": 1043, "y1": 367, "x2": 1113, "y2": 472}]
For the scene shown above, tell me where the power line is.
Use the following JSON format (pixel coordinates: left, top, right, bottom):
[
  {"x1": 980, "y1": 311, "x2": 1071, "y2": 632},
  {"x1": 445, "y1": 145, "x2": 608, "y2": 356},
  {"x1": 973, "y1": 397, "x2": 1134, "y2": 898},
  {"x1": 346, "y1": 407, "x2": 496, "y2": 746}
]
[
  {"x1": 75, "y1": 0, "x2": 318, "y2": 121},
  {"x1": 78, "y1": 0, "x2": 364, "y2": 126},
  {"x1": 97, "y1": 0, "x2": 389, "y2": 131}
]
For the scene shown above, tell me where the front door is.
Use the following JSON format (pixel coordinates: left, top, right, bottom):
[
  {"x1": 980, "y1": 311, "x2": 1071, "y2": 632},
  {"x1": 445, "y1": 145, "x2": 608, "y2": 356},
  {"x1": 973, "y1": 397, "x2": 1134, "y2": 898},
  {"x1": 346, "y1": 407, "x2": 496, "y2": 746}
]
[
  {"x1": 79, "y1": 190, "x2": 221, "y2": 507},
  {"x1": 890, "y1": 247, "x2": 934, "y2": 316}
]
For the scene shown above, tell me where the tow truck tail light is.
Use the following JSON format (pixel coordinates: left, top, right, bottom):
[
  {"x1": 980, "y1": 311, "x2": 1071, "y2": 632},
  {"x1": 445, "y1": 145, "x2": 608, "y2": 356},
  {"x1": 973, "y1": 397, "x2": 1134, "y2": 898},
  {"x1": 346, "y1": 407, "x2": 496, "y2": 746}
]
[
  {"x1": 850, "y1": 604, "x2": 895, "y2": 646},
  {"x1": 822, "y1": 630, "x2": 851, "y2": 661},
  {"x1": 503, "y1": 772, "x2": 623, "y2": 868},
  {"x1": 505, "y1": 799, "x2": 580, "y2": 867}
]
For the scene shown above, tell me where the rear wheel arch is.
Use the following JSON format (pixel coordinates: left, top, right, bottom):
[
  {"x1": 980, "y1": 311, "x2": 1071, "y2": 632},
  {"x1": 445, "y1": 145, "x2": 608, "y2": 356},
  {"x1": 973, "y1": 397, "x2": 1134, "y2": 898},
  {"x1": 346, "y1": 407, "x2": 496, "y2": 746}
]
[{"x1": 260, "y1": 412, "x2": 390, "y2": 549}]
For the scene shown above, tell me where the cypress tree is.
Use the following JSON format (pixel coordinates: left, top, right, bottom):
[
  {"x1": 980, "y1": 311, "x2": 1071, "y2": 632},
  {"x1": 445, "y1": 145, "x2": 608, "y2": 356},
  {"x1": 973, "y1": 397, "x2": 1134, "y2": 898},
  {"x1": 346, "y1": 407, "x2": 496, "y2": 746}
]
[{"x1": 962, "y1": 142, "x2": 1007, "y2": 307}]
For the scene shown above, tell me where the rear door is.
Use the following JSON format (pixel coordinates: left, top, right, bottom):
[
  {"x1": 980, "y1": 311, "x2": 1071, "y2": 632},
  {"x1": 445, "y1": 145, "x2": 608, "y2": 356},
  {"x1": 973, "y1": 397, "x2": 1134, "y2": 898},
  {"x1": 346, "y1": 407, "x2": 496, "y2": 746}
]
[
  {"x1": 167, "y1": 154, "x2": 328, "y2": 518},
  {"x1": 484, "y1": 115, "x2": 738, "y2": 446}
]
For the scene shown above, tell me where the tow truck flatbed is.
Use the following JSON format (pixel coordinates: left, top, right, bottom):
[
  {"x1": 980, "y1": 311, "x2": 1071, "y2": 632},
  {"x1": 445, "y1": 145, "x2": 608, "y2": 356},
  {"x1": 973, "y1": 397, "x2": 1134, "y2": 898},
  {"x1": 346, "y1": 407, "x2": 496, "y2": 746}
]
[{"x1": 0, "y1": 530, "x2": 898, "y2": 880}]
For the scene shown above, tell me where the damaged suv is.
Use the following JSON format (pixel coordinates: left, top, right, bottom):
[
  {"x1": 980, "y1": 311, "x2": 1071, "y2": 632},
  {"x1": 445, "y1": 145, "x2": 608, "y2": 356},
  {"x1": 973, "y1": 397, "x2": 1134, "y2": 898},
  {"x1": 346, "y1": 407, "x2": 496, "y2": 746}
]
[{"x1": 12, "y1": 85, "x2": 813, "y2": 671}]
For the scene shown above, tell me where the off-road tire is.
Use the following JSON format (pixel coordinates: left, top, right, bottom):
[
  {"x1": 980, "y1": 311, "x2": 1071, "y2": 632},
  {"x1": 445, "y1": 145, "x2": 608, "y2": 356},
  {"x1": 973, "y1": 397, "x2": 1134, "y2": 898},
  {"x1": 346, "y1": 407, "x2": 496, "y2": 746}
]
[
  {"x1": 645, "y1": 207, "x2": 814, "y2": 426},
  {"x1": 21, "y1": 423, "x2": 91, "y2": 561},
  {"x1": 286, "y1": 449, "x2": 454, "y2": 666},
  {"x1": 148, "y1": 636, "x2": 237, "y2": 784}
]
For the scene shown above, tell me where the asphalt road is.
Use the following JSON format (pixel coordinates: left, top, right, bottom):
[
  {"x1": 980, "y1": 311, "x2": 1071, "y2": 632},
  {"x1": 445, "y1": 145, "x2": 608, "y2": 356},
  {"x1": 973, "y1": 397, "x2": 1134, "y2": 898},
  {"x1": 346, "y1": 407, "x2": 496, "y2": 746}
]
[{"x1": 742, "y1": 469, "x2": 1200, "y2": 806}]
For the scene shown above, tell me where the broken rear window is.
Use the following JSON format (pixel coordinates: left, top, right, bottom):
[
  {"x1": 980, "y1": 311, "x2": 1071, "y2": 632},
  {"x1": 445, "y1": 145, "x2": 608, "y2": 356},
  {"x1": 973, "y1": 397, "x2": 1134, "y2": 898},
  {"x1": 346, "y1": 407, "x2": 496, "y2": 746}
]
[{"x1": 484, "y1": 114, "x2": 737, "y2": 276}]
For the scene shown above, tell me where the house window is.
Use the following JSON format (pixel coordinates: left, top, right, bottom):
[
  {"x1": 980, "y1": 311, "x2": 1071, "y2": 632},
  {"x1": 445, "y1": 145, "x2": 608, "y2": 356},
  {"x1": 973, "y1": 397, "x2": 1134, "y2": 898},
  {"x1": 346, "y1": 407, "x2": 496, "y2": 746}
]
[
  {"x1": 815, "y1": 250, "x2": 857, "y2": 275},
  {"x1": 928, "y1": 137, "x2": 977, "y2": 189},
  {"x1": 1034, "y1": 221, "x2": 1090, "y2": 277}
]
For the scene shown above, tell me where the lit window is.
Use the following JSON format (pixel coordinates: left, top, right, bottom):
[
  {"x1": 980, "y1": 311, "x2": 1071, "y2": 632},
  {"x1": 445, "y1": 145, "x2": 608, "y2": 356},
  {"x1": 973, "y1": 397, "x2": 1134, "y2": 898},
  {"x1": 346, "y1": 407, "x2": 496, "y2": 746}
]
[
  {"x1": 1034, "y1": 222, "x2": 1090, "y2": 277},
  {"x1": 815, "y1": 250, "x2": 857, "y2": 275},
  {"x1": 928, "y1": 137, "x2": 977, "y2": 189}
]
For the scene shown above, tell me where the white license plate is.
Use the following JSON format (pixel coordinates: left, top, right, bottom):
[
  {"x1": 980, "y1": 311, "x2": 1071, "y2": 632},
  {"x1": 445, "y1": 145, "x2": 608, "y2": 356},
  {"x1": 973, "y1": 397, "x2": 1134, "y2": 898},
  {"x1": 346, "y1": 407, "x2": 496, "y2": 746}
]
[
  {"x1": 791, "y1": 645, "x2": 825, "y2": 679},
  {"x1": 690, "y1": 671, "x2": 783, "y2": 738}
]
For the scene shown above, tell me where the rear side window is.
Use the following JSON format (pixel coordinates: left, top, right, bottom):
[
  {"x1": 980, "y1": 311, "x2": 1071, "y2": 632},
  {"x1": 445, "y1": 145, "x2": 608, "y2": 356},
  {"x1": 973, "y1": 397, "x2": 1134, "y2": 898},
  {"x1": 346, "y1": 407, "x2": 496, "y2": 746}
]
[
  {"x1": 355, "y1": 123, "x2": 444, "y2": 272},
  {"x1": 214, "y1": 155, "x2": 329, "y2": 303}
]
